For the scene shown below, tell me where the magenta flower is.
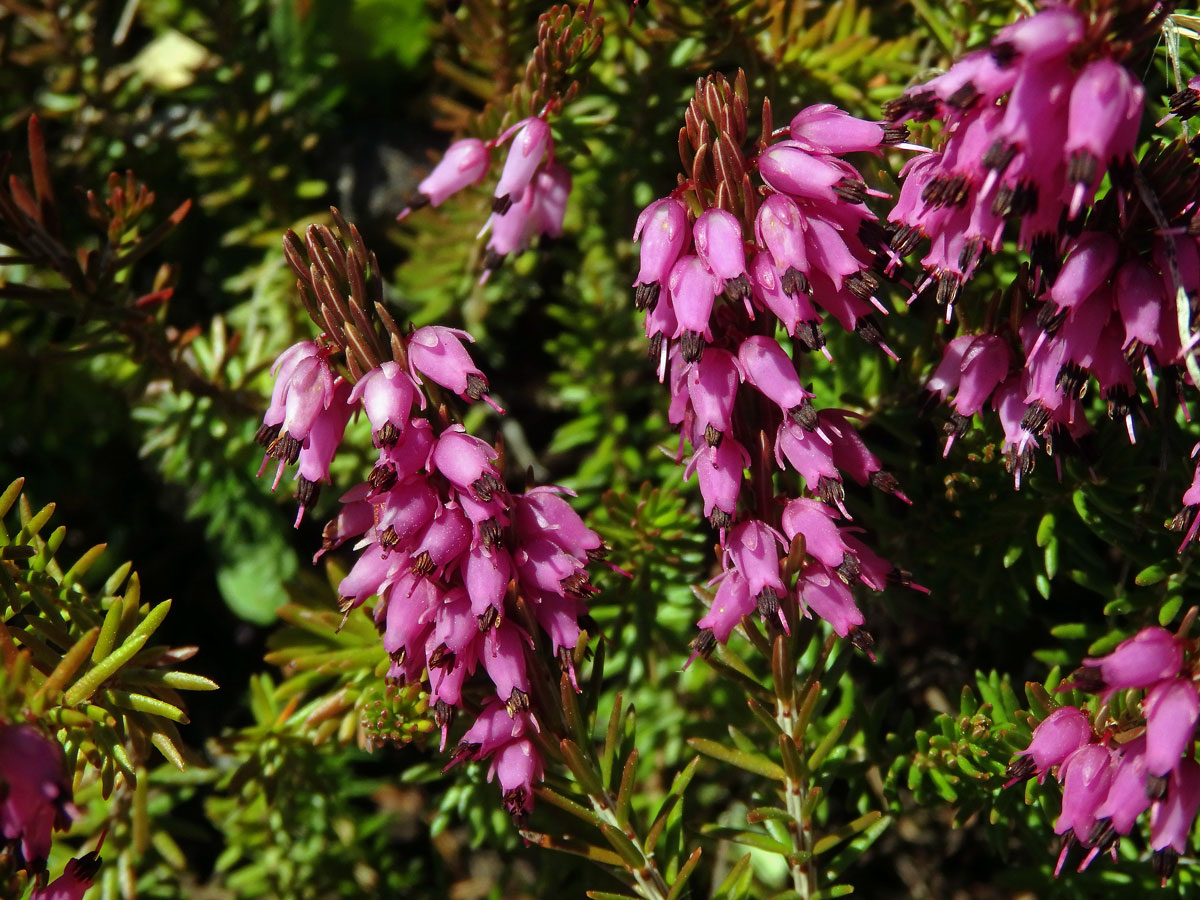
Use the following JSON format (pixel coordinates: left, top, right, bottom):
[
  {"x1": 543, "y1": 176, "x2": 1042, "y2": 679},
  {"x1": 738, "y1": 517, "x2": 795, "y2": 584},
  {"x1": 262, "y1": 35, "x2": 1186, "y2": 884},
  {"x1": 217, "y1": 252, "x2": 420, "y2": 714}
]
[
  {"x1": 30, "y1": 850, "x2": 102, "y2": 900},
  {"x1": 431, "y1": 427, "x2": 504, "y2": 502},
  {"x1": 1150, "y1": 759, "x2": 1200, "y2": 873},
  {"x1": 685, "y1": 438, "x2": 749, "y2": 528},
  {"x1": 633, "y1": 197, "x2": 690, "y2": 310},
  {"x1": 738, "y1": 335, "x2": 817, "y2": 429},
  {"x1": 1054, "y1": 744, "x2": 1114, "y2": 842},
  {"x1": 799, "y1": 564, "x2": 864, "y2": 638},
  {"x1": 407, "y1": 325, "x2": 503, "y2": 413},
  {"x1": 697, "y1": 568, "x2": 755, "y2": 643},
  {"x1": 1081, "y1": 626, "x2": 1183, "y2": 691},
  {"x1": 0, "y1": 724, "x2": 75, "y2": 869},
  {"x1": 789, "y1": 103, "x2": 886, "y2": 155},
  {"x1": 529, "y1": 161, "x2": 571, "y2": 240},
  {"x1": 758, "y1": 142, "x2": 862, "y2": 205},
  {"x1": 754, "y1": 194, "x2": 810, "y2": 295},
  {"x1": 1144, "y1": 678, "x2": 1199, "y2": 778},
  {"x1": 492, "y1": 117, "x2": 552, "y2": 213},
  {"x1": 750, "y1": 250, "x2": 823, "y2": 347},
  {"x1": 513, "y1": 486, "x2": 605, "y2": 561},
  {"x1": 991, "y1": 7, "x2": 1084, "y2": 65},
  {"x1": 725, "y1": 520, "x2": 787, "y2": 616},
  {"x1": 1008, "y1": 706, "x2": 1092, "y2": 785},
  {"x1": 694, "y1": 208, "x2": 750, "y2": 301},
  {"x1": 668, "y1": 255, "x2": 720, "y2": 361},
  {"x1": 1064, "y1": 60, "x2": 1142, "y2": 217},
  {"x1": 1093, "y1": 737, "x2": 1150, "y2": 837},
  {"x1": 256, "y1": 340, "x2": 336, "y2": 480},
  {"x1": 404, "y1": 137, "x2": 491, "y2": 214},
  {"x1": 686, "y1": 349, "x2": 743, "y2": 446},
  {"x1": 294, "y1": 377, "x2": 355, "y2": 524}
]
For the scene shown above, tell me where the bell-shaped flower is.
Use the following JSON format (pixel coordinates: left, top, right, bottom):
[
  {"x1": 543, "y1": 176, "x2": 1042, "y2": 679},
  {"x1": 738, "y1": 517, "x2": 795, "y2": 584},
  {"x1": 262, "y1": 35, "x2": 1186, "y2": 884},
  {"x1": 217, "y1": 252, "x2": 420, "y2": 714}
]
[
  {"x1": 350, "y1": 363, "x2": 418, "y2": 447},
  {"x1": 407, "y1": 325, "x2": 503, "y2": 412},
  {"x1": 31, "y1": 850, "x2": 102, "y2": 900},
  {"x1": 1082, "y1": 626, "x2": 1183, "y2": 691},
  {"x1": 782, "y1": 497, "x2": 851, "y2": 568},
  {"x1": 513, "y1": 486, "x2": 604, "y2": 561},
  {"x1": 409, "y1": 504, "x2": 472, "y2": 577},
  {"x1": 1065, "y1": 60, "x2": 1142, "y2": 217},
  {"x1": 338, "y1": 544, "x2": 405, "y2": 610},
  {"x1": 492, "y1": 117, "x2": 552, "y2": 212},
  {"x1": 482, "y1": 618, "x2": 532, "y2": 707},
  {"x1": 1144, "y1": 677, "x2": 1199, "y2": 778},
  {"x1": 0, "y1": 724, "x2": 75, "y2": 870},
  {"x1": 805, "y1": 216, "x2": 863, "y2": 292},
  {"x1": 738, "y1": 336, "x2": 817, "y2": 429},
  {"x1": 799, "y1": 564, "x2": 864, "y2": 637},
  {"x1": 755, "y1": 194, "x2": 810, "y2": 295},
  {"x1": 1048, "y1": 233, "x2": 1119, "y2": 311},
  {"x1": 685, "y1": 438, "x2": 749, "y2": 528},
  {"x1": 491, "y1": 736, "x2": 544, "y2": 818},
  {"x1": 687, "y1": 349, "x2": 742, "y2": 446},
  {"x1": 406, "y1": 138, "x2": 491, "y2": 212},
  {"x1": 1009, "y1": 706, "x2": 1093, "y2": 784},
  {"x1": 1094, "y1": 737, "x2": 1151, "y2": 835},
  {"x1": 529, "y1": 161, "x2": 571, "y2": 239},
  {"x1": 694, "y1": 208, "x2": 749, "y2": 300},
  {"x1": 1054, "y1": 744, "x2": 1115, "y2": 841},
  {"x1": 698, "y1": 567, "x2": 755, "y2": 643},
  {"x1": 1115, "y1": 259, "x2": 1165, "y2": 350},
  {"x1": 758, "y1": 141, "x2": 863, "y2": 204},
  {"x1": 463, "y1": 544, "x2": 513, "y2": 617},
  {"x1": 750, "y1": 250, "x2": 823, "y2": 345},
  {"x1": 294, "y1": 377, "x2": 355, "y2": 524},
  {"x1": 431, "y1": 427, "x2": 504, "y2": 502},
  {"x1": 1150, "y1": 758, "x2": 1200, "y2": 856},
  {"x1": 954, "y1": 334, "x2": 1010, "y2": 417},
  {"x1": 633, "y1": 197, "x2": 690, "y2": 310},
  {"x1": 668, "y1": 255, "x2": 719, "y2": 362},
  {"x1": 725, "y1": 520, "x2": 787, "y2": 607},
  {"x1": 991, "y1": 7, "x2": 1084, "y2": 65},
  {"x1": 789, "y1": 103, "x2": 885, "y2": 154},
  {"x1": 372, "y1": 479, "x2": 439, "y2": 554}
]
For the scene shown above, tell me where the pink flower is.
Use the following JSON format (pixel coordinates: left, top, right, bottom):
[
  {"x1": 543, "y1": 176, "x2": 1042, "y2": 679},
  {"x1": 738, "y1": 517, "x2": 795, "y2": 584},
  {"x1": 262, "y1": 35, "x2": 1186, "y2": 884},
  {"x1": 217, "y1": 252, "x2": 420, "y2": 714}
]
[
  {"x1": 407, "y1": 325, "x2": 503, "y2": 413},
  {"x1": 493, "y1": 117, "x2": 552, "y2": 212},
  {"x1": 725, "y1": 520, "x2": 787, "y2": 611},
  {"x1": 294, "y1": 377, "x2": 355, "y2": 524},
  {"x1": 738, "y1": 335, "x2": 817, "y2": 429},
  {"x1": 697, "y1": 568, "x2": 755, "y2": 643},
  {"x1": 256, "y1": 341, "x2": 336, "y2": 479},
  {"x1": 633, "y1": 197, "x2": 690, "y2": 310},
  {"x1": 754, "y1": 194, "x2": 810, "y2": 296},
  {"x1": 685, "y1": 438, "x2": 749, "y2": 529},
  {"x1": 1150, "y1": 759, "x2": 1200, "y2": 862},
  {"x1": 1065, "y1": 60, "x2": 1142, "y2": 217},
  {"x1": 1081, "y1": 626, "x2": 1183, "y2": 691},
  {"x1": 668, "y1": 255, "x2": 719, "y2": 362},
  {"x1": 1093, "y1": 737, "x2": 1150, "y2": 837},
  {"x1": 788, "y1": 104, "x2": 885, "y2": 155},
  {"x1": 0, "y1": 724, "x2": 75, "y2": 869},
  {"x1": 782, "y1": 498, "x2": 850, "y2": 568},
  {"x1": 799, "y1": 564, "x2": 864, "y2": 637},
  {"x1": 1008, "y1": 706, "x2": 1092, "y2": 785},
  {"x1": 686, "y1": 349, "x2": 742, "y2": 446},
  {"x1": 30, "y1": 850, "x2": 102, "y2": 900},
  {"x1": 694, "y1": 208, "x2": 750, "y2": 300},
  {"x1": 1144, "y1": 678, "x2": 1199, "y2": 778},
  {"x1": 430, "y1": 427, "x2": 505, "y2": 502},
  {"x1": 405, "y1": 138, "x2": 491, "y2": 213},
  {"x1": 758, "y1": 142, "x2": 863, "y2": 205},
  {"x1": 1054, "y1": 744, "x2": 1114, "y2": 842}
]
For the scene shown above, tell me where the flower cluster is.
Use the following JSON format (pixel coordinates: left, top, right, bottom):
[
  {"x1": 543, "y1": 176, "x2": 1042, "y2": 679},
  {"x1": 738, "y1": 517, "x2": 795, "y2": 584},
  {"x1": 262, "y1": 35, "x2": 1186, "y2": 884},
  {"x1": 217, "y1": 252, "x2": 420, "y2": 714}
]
[
  {"x1": 883, "y1": 4, "x2": 1144, "y2": 314},
  {"x1": 635, "y1": 73, "x2": 922, "y2": 654},
  {"x1": 1007, "y1": 627, "x2": 1200, "y2": 883},
  {"x1": 398, "y1": 117, "x2": 570, "y2": 282},
  {"x1": 257, "y1": 324, "x2": 600, "y2": 818}
]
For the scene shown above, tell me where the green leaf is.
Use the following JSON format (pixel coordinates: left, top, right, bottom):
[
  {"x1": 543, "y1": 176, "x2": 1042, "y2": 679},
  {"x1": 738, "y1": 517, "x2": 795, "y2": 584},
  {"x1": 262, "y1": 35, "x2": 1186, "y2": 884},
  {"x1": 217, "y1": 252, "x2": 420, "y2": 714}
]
[{"x1": 688, "y1": 737, "x2": 786, "y2": 780}]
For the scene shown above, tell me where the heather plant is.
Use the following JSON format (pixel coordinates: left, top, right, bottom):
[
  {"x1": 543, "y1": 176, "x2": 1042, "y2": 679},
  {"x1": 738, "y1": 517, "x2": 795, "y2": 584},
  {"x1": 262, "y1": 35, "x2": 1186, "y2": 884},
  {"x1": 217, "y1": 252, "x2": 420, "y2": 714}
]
[{"x1": 10, "y1": 0, "x2": 1200, "y2": 898}]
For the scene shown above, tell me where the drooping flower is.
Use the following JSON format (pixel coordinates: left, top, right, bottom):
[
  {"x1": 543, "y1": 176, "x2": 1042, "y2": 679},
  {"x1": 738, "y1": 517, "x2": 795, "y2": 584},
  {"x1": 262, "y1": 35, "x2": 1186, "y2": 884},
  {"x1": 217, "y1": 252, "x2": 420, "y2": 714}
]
[
  {"x1": 400, "y1": 138, "x2": 491, "y2": 215},
  {"x1": 0, "y1": 724, "x2": 75, "y2": 870}
]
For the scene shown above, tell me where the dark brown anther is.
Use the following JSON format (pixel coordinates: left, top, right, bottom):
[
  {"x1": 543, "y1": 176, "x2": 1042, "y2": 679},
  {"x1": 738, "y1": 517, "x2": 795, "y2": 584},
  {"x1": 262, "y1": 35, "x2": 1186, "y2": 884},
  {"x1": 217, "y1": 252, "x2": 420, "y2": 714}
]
[
  {"x1": 1054, "y1": 363, "x2": 1087, "y2": 398},
  {"x1": 1004, "y1": 754, "x2": 1036, "y2": 783},
  {"x1": 254, "y1": 422, "x2": 281, "y2": 447},
  {"x1": 833, "y1": 177, "x2": 867, "y2": 204},
  {"x1": 789, "y1": 400, "x2": 818, "y2": 431},
  {"x1": 854, "y1": 316, "x2": 885, "y2": 347},
  {"x1": 483, "y1": 249, "x2": 505, "y2": 273},
  {"x1": 472, "y1": 473, "x2": 505, "y2": 503},
  {"x1": 690, "y1": 628, "x2": 717, "y2": 658},
  {"x1": 709, "y1": 508, "x2": 731, "y2": 529},
  {"x1": 681, "y1": 331, "x2": 705, "y2": 363},
  {"x1": 723, "y1": 273, "x2": 751, "y2": 302},
  {"x1": 990, "y1": 42, "x2": 1016, "y2": 67},
  {"x1": 817, "y1": 475, "x2": 845, "y2": 509},
  {"x1": 869, "y1": 470, "x2": 902, "y2": 496},
  {"x1": 835, "y1": 552, "x2": 861, "y2": 584},
  {"x1": 1170, "y1": 87, "x2": 1200, "y2": 118},
  {"x1": 411, "y1": 551, "x2": 434, "y2": 577},
  {"x1": 704, "y1": 423, "x2": 723, "y2": 447},
  {"x1": 492, "y1": 194, "x2": 513, "y2": 215},
  {"x1": 1153, "y1": 848, "x2": 1179, "y2": 885},
  {"x1": 268, "y1": 433, "x2": 302, "y2": 464},
  {"x1": 647, "y1": 333, "x2": 664, "y2": 363},
  {"x1": 935, "y1": 273, "x2": 960, "y2": 309},
  {"x1": 562, "y1": 571, "x2": 592, "y2": 598},
  {"x1": 1146, "y1": 772, "x2": 1169, "y2": 800},
  {"x1": 945, "y1": 82, "x2": 980, "y2": 110},
  {"x1": 796, "y1": 320, "x2": 826, "y2": 352},
  {"x1": 376, "y1": 422, "x2": 401, "y2": 447},
  {"x1": 982, "y1": 140, "x2": 1018, "y2": 175},
  {"x1": 479, "y1": 518, "x2": 504, "y2": 550},
  {"x1": 889, "y1": 223, "x2": 922, "y2": 256},
  {"x1": 1020, "y1": 402, "x2": 1051, "y2": 435},
  {"x1": 296, "y1": 477, "x2": 320, "y2": 510},
  {"x1": 478, "y1": 605, "x2": 500, "y2": 633},
  {"x1": 845, "y1": 270, "x2": 879, "y2": 301},
  {"x1": 781, "y1": 267, "x2": 809, "y2": 297},
  {"x1": 506, "y1": 689, "x2": 530, "y2": 717},
  {"x1": 368, "y1": 462, "x2": 397, "y2": 494},
  {"x1": 435, "y1": 699, "x2": 453, "y2": 731},
  {"x1": 635, "y1": 281, "x2": 660, "y2": 311},
  {"x1": 427, "y1": 645, "x2": 454, "y2": 670},
  {"x1": 465, "y1": 373, "x2": 490, "y2": 401},
  {"x1": 847, "y1": 626, "x2": 875, "y2": 654},
  {"x1": 882, "y1": 124, "x2": 910, "y2": 145},
  {"x1": 1086, "y1": 818, "x2": 1116, "y2": 851},
  {"x1": 755, "y1": 587, "x2": 779, "y2": 620},
  {"x1": 586, "y1": 542, "x2": 609, "y2": 561}
]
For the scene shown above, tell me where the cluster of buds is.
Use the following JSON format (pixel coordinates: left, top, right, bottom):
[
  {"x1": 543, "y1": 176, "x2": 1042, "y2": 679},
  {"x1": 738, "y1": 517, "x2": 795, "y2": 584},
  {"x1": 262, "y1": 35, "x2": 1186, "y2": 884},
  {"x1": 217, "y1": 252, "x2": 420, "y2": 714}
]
[
  {"x1": 260, "y1": 218, "x2": 601, "y2": 818},
  {"x1": 1007, "y1": 626, "x2": 1200, "y2": 883},
  {"x1": 634, "y1": 72, "x2": 924, "y2": 654},
  {"x1": 399, "y1": 117, "x2": 570, "y2": 282}
]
